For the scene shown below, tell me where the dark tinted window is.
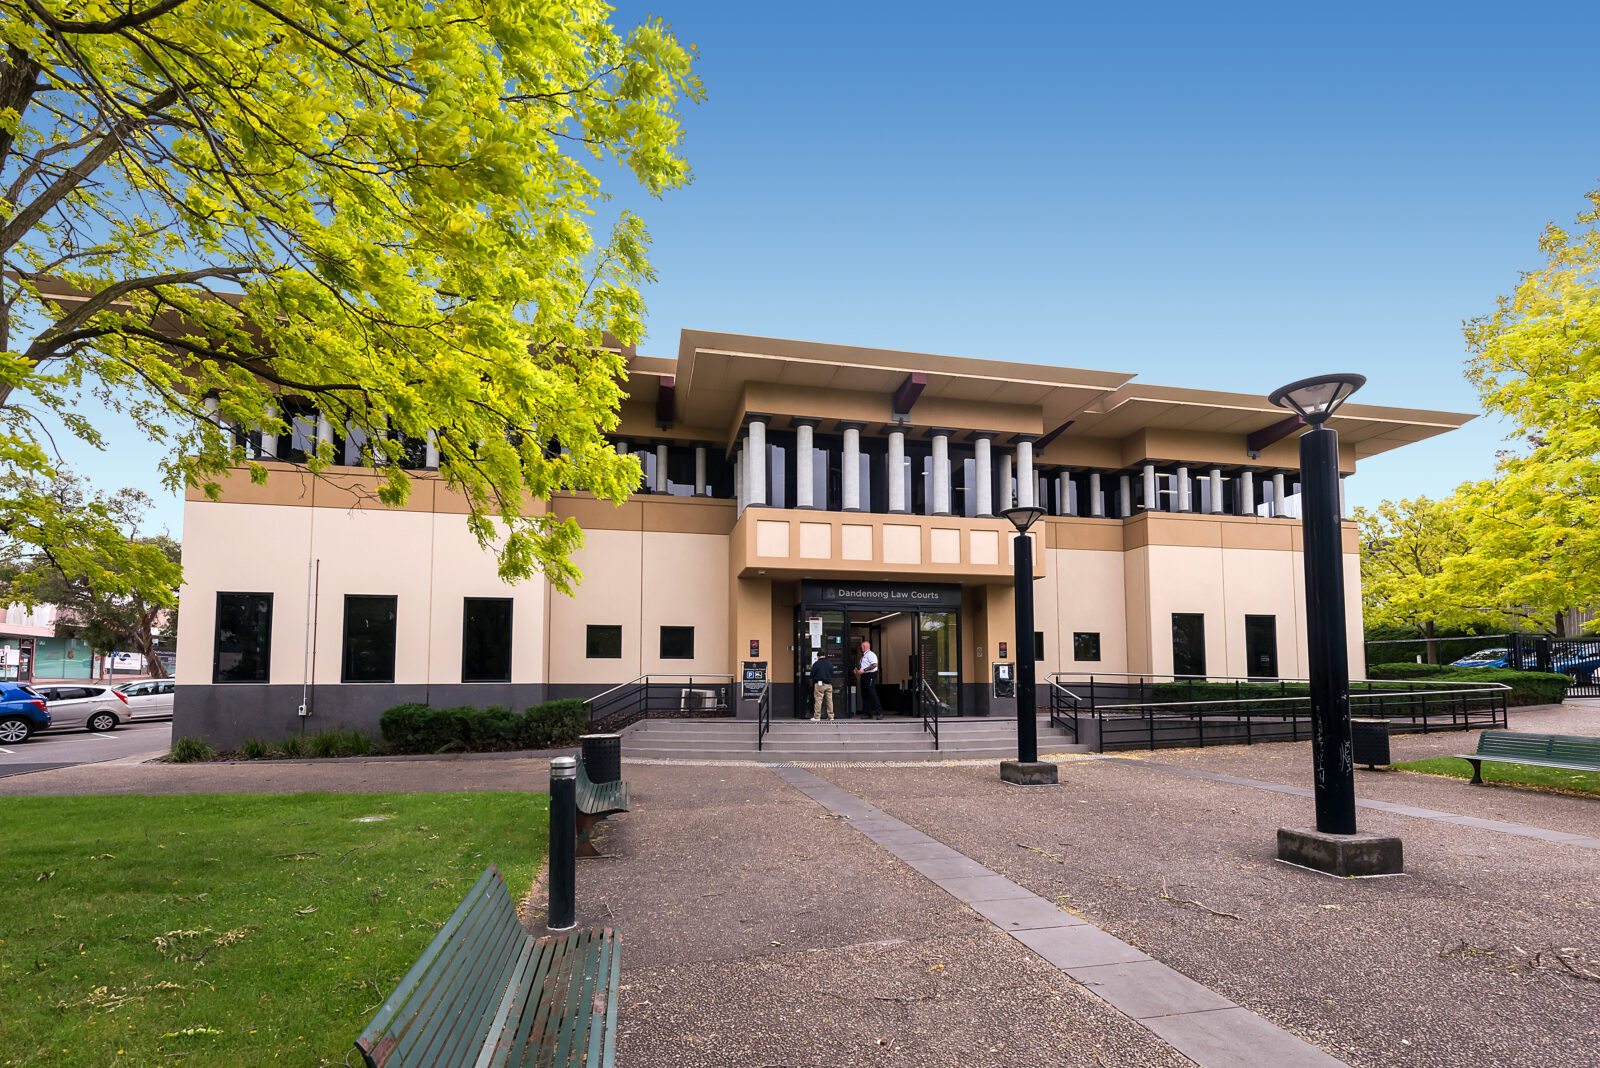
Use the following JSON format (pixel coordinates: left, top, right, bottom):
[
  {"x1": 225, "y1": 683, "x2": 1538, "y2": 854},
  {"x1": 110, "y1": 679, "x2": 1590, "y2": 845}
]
[
  {"x1": 660, "y1": 626, "x2": 694, "y2": 660},
  {"x1": 462, "y1": 598, "x2": 513, "y2": 682},
  {"x1": 1172, "y1": 613, "x2": 1206, "y2": 678},
  {"x1": 1245, "y1": 615, "x2": 1278, "y2": 679},
  {"x1": 586, "y1": 625, "x2": 622, "y2": 659},
  {"x1": 1073, "y1": 632, "x2": 1101, "y2": 662},
  {"x1": 342, "y1": 595, "x2": 398, "y2": 683},
  {"x1": 214, "y1": 593, "x2": 273, "y2": 683},
  {"x1": 1032, "y1": 631, "x2": 1045, "y2": 662}
]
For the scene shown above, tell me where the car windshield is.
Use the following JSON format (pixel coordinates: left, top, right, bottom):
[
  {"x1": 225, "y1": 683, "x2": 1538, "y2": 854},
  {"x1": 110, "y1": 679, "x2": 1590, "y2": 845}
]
[{"x1": 1460, "y1": 649, "x2": 1507, "y2": 660}]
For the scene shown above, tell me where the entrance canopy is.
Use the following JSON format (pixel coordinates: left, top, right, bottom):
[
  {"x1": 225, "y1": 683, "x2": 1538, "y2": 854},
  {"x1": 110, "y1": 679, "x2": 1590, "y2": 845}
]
[{"x1": 800, "y1": 580, "x2": 961, "y2": 611}]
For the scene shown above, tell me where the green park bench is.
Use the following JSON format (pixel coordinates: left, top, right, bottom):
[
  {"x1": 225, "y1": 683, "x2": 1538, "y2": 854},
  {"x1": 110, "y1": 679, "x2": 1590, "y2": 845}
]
[
  {"x1": 576, "y1": 755, "x2": 630, "y2": 858},
  {"x1": 355, "y1": 865, "x2": 619, "y2": 1067},
  {"x1": 1457, "y1": 730, "x2": 1600, "y2": 785}
]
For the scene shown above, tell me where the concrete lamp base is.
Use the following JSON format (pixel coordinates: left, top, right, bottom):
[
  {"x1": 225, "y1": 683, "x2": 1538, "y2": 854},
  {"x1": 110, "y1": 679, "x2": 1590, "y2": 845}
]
[
  {"x1": 1000, "y1": 760, "x2": 1059, "y2": 786},
  {"x1": 1277, "y1": 827, "x2": 1403, "y2": 877}
]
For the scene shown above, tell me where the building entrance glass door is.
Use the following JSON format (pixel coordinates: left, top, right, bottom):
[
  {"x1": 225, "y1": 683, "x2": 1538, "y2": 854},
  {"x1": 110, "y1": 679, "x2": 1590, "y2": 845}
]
[{"x1": 795, "y1": 592, "x2": 963, "y2": 718}]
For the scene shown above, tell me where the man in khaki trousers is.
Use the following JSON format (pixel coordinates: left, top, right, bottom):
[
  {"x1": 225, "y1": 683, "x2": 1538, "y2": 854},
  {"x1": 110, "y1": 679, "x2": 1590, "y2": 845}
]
[{"x1": 810, "y1": 653, "x2": 836, "y2": 721}]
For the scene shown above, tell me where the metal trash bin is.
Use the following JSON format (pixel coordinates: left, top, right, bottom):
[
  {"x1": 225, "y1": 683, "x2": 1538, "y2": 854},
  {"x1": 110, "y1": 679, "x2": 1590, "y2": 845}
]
[
  {"x1": 579, "y1": 733, "x2": 622, "y2": 783},
  {"x1": 1351, "y1": 718, "x2": 1391, "y2": 769}
]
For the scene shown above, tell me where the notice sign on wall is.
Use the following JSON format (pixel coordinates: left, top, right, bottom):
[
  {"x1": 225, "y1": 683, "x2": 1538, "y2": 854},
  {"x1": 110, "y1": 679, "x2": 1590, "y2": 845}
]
[
  {"x1": 808, "y1": 616, "x2": 823, "y2": 647},
  {"x1": 749, "y1": 639, "x2": 760, "y2": 658}
]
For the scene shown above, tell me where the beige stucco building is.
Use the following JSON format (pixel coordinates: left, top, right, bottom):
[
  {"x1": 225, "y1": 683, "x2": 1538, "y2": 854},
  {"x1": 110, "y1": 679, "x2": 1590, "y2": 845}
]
[{"x1": 174, "y1": 330, "x2": 1471, "y2": 745}]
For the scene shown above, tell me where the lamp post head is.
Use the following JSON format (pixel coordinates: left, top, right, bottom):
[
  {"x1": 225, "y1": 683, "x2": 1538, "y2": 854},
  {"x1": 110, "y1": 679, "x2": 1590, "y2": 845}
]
[
  {"x1": 1000, "y1": 504, "x2": 1046, "y2": 533},
  {"x1": 1268, "y1": 373, "x2": 1366, "y2": 426}
]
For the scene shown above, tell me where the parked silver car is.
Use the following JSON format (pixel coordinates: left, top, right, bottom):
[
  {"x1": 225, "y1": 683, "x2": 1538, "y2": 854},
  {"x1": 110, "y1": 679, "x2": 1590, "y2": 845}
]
[
  {"x1": 35, "y1": 685, "x2": 130, "y2": 732},
  {"x1": 114, "y1": 678, "x2": 176, "y2": 720}
]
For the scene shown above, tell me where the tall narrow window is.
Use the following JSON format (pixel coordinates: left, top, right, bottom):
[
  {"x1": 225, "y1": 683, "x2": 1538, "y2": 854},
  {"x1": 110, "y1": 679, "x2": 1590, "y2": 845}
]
[
  {"x1": 1245, "y1": 615, "x2": 1278, "y2": 679},
  {"x1": 660, "y1": 626, "x2": 695, "y2": 660},
  {"x1": 1033, "y1": 631, "x2": 1046, "y2": 661},
  {"x1": 342, "y1": 595, "x2": 398, "y2": 683},
  {"x1": 1171, "y1": 613, "x2": 1207, "y2": 679},
  {"x1": 462, "y1": 598, "x2": 513, "y2": 682},
  {"x1": 213, "y1": 592, "x2": 273, "y2": 683}
]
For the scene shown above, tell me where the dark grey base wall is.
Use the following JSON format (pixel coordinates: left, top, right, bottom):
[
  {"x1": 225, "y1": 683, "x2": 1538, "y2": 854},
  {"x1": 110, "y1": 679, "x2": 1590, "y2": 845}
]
[{"x1": 173, "y1": 682, "x2": 638, "y2": 749}]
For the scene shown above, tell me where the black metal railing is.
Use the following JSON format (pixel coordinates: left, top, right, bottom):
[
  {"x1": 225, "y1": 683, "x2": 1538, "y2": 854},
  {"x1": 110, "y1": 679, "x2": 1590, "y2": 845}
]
[
  {"x1": 1045, "y1": 671, "x2": 1510, "y2": 753},
  {"x1": 1555, "y1": 638, "x2": 1600, "y2": 698},
  {"x1": 919, "y1": 678, "x2": 942, "y2": 751},
  {"x1": 756, "y1": 684, "x2": 772, "y2": 751},
  {"x1": 585, "y1": 674, "x2": 735, "y2": 734}
]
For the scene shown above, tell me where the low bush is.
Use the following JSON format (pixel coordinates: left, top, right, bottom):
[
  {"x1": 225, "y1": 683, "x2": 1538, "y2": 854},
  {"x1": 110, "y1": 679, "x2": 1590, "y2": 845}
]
[
  {"x1": 380, "y1": 698, "x2": 592, "y2": 755},
  {"x1": 1365, "y1": 664, "x2": 1571, "y2": 706},
  {"x1": 239, "y1": 737, "x2": 272, "y2": 759},
  {"x1": 168, "y1": 736, "x2": 214, "y2": 763},
  {"x1": 307, "y1": 727, "x2": 376, "y2": 758},
  {"x1": 280, "y1": 733, "x2": 307, "y2": 758}
]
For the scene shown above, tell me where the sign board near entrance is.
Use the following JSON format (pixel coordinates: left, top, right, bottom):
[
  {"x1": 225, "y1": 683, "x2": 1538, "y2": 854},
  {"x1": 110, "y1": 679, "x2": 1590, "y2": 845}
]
[
  {"x1": 741, "y1": 661, "x2": 767, "y2": 701},
  {"x1": 800, "y1": 580, "x2": 960, "y2": 610}
]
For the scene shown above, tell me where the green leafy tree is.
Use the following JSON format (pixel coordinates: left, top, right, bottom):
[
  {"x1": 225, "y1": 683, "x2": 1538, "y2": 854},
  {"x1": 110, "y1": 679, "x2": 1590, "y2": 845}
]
[
  {"x1": 1353, "y1": 495, "x2": 1494, "y2": 662},
  {"x1": 0, "y1": 471, "x2": 181, "y2": 676},
  {"x1": 0, "y1": 1, "x2": 701, "y2": 596},
  {"x1": 1459, "y1": 188, "x2": 1600, "y2": 635}
]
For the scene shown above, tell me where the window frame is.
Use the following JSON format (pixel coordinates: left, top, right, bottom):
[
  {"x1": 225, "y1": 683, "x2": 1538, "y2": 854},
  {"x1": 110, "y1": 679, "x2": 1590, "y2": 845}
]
[
  {"x1": 460, "y1": 597, "x2": 514, "y2": 683},
  {"x1": 586, "y1": 625, "x2": 623, "y2": 660},
  {"x1": 1073, "y1": 632, "x2": 1102, "y2": 662},
  {"x1": 212, "y1": 591, "x2": 274, "y2": 684},
  {"x1": 659, "y1": 625, "x2": 695, "y2": 661},
  {"x1": 341, "y1": 594, "x2": 399, "y2": 684}
]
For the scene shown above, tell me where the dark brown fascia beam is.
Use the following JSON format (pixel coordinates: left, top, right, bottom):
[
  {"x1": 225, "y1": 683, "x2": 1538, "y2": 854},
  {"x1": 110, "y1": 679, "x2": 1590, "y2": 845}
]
[
  {"x1": 1246, "y1": 414, "x2": 1304, "y2": 456},
  {"x1": 1035, "y1": 418, "x2": 1076, "y2": 450},
  {"x1": 891, "y1": 372, "x2": 926, "y2": 421},
  {"x1": 655, "y1": 376, "x2": 676, "y2": 429}
]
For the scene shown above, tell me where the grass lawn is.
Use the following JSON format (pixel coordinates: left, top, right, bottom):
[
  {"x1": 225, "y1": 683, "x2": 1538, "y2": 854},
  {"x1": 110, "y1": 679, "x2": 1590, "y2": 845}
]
[
  {"x1": 1394, "y1": 757, "x2": 1600, "y2": 797},
  {"x1": 0, "y1": 792, "x2": 547, "y2": 1067}
]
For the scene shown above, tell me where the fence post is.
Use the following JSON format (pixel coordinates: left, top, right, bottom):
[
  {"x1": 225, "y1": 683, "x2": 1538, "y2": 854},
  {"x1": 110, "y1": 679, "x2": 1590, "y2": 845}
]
[{"x1": 548, "y1": 757, "x2": 577, "y2": 931}]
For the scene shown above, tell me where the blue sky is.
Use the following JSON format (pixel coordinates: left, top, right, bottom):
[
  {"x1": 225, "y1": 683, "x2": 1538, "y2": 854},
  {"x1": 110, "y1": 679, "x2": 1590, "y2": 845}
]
[{"x1": 53, "y1": 1, "x2": 1600, "y2": 535}]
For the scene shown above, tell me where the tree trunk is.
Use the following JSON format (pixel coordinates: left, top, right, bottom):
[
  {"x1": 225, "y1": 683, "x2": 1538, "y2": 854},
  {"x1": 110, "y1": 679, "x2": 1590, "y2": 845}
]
[
  {"x1": 1423, "y1": 620, "x2": 1438, "y2": 665},
  {"x1": 135, "y1": 622, "x2": 168, "y2": 679}
]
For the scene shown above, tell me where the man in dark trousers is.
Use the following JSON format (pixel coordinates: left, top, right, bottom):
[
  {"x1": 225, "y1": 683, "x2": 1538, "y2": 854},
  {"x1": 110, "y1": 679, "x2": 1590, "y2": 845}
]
[
  {"x1": 809, "y1": 653, "x2": 836, "y2": 721},
  {"x1": 855, "y1": 639, "x2": 882, "y2": 719}
]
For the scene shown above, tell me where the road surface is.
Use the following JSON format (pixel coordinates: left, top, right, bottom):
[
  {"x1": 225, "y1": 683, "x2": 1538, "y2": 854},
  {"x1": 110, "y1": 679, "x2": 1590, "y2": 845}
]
[{"x1": 0, "y1": 720, "x2": 171, "y2": 778}]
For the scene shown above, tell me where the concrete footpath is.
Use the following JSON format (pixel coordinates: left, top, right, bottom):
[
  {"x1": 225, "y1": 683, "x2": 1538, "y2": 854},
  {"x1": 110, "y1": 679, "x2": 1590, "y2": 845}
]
[{"x1": 2, "y1": 707, "x2": 1596, "y2": 1066}]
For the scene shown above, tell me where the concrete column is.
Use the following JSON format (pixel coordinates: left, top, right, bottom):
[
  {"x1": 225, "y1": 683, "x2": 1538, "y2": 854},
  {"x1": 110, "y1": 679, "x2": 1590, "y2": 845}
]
[
  {"x1": 425, "y1": 430, "x2": 439, "y2": 469},
  {"x1": 1119, "y1": 474, "x2": 1132, "y2": 518},
  {"x1": 260, "y1": 403, "x2": 278, "y2": 458},
  {"x1": 654, "y1": 443, "x2": 668, "y2": 493},
  {"x1": 746, "y1": 419, "x2": 767, "y2": 507},
  {"x1": 694, "y1": 445, "x2": 707, "y2": 496},
  {"x1": 973, "y1": 435, "x2": 993, "y2": 516},
  {"x1": 1016, "y1": 439, "x2": 1034, "y2": 508},
  {"x1": 1238, "y1": 469, "x2": 1255, "y2": 516},
  {"x1": 1338, "y1": 477, "x2": 1346, "y2": 518},
  {"x1": 615, "y1": 440, "x2": 629, "y2": 456},
  {"x1": 795, "y1": 422, "x2": 815, "y2": 508},
  {"x1": 1208, "y1": 467, "x2": 1223, "y2": 514},
  {"x1": 1089, "y1": 472, "x2": 1104, "y2": 518},
  {"x1": 315, "y1": 412, "x2": 332, "y2": 452},
  {"x1": 886, "y1": 429, "x2": 907, "y2": 513},
  {"x1": 930, "y1": 431, "x2": 950, "y2": 515},
  {"x1": 998, "y1": 452, "x2": 1014, "y2": 511},
  {"x1": 842, "y1": 426, "x2": 862, "y2": 510},
  {"x1": 1058, "y1": 471, "x2": 1073, "y2": 516},
  {"x1": 1272, "y1": 473, "x2": 1286, "y2": 517},
  {"x1": 1176, "y1": 466, "x2": 1190, "y2": 511},
  {"x1": 1142, "y1": 463, "x2": 1157, "y2": 513}
]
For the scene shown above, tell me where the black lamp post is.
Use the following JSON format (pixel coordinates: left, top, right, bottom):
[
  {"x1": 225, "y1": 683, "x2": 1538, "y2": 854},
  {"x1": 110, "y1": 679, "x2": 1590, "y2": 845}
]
[
  {"x1": 999, "y1": 504, "x2": 1055, "y2": 785},
  {"x1": 1268, "y1": 373, "x2": 1402, "y2": 876}
]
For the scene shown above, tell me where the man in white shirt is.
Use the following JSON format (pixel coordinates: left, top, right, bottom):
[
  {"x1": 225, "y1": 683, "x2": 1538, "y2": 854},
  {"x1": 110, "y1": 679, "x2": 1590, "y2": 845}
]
[{"x1": 855, "y1": 640, "x2": 882, "y2": 719}]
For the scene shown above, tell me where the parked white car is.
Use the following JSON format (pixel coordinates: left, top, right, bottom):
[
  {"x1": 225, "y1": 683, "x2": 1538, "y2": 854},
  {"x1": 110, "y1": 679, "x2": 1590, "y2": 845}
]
[
  {"x1": 35, "y1": 684, "x2": 130, "y2": 732},
  {"x1": 115, "y1": 678, "x2": 176, "y2": 720}
]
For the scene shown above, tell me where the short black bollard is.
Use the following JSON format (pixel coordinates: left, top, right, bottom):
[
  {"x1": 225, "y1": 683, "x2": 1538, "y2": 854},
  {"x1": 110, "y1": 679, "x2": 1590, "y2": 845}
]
[{"x1": 548, "y1": 756, "x2": 576, "y2": 931}]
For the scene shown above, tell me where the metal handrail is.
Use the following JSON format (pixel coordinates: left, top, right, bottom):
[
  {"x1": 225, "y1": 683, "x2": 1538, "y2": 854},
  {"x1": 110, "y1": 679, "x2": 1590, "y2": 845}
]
[
  {"x1": 920, "y1": 677, "x2": 941, "y2": 751},
  {"x1": 756, "y1": 685, "x2": 772, "y2": 751},
  {"x1": 1046, "y1": 670, "x2": 1511, "y2": 691},
  {"x1": 1089, "y1": 682, "x2": 1512, "y2": 713},
  {"x1": 585, "y1": 673, "x2": 736, "y2": 733}
]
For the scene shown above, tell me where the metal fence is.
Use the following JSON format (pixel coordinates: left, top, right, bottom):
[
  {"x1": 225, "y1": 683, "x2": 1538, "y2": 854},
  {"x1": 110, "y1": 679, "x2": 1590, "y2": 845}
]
[
  {"x1": 585, "y1": 675, "x2": 735, "y2": 734},
  {"x1": 1047, "y1": 672, "x2": 1509, "y2": 753}
]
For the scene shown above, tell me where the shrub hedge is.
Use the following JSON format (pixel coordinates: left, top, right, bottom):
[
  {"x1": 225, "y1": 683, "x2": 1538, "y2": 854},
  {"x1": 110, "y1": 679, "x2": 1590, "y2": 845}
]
[
  {"x1": 1364, "y1": 664, "x2": 1572, "y2": 707},
  {"x1": 380, "y1": 698, "x2": 590, "y2": 755}
]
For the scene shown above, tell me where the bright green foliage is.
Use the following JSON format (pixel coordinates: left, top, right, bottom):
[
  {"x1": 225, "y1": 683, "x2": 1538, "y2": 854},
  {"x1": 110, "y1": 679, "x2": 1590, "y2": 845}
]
[
  {"x1": 0, "y1": 1, "x2": 701, "y2": 595},
  {"x1": 1394, "y1": 757, "x2": 1600, "y2": 797},
  {"x1": 1458, "y1": 189, "x2": 1600, "y2": 634},
  {"x1": 380, "y1": 697, "x2": 589, "y2": 753},
  {"x1": 0, "y1": 792, "x2": 546, "y2": 1065},
  {"x1": 1352, "y1": 495, "x2": 1496, "y2": 660},
  {"x1": 167, "y1": 735, "x2": 216, "y2": 762}
]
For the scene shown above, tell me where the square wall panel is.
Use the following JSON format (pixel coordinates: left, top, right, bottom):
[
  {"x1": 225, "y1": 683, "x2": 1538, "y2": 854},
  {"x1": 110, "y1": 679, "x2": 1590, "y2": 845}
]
[
  {"x1": 883, "y1": 524, "x2": 921, "y2": 565},
  {"x1": 842, "y1": 524, "x2": 874, "y2": 560},
  {"x1": 931, "y1": 528, "x2": 961, "y2": 564},
  {"x1": 799, "y1": 522, "x2": 831, "y2": 559},
  {"x1": 971, "y1": 529, "x2": 1000, "y2": 565},
  {"x1": 755, "y1": 519, "x2": 790, "y2": 557}
]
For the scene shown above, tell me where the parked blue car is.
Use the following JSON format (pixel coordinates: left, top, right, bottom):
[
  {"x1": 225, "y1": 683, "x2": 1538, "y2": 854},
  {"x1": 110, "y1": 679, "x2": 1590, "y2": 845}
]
[
  {"x1": 1449, "y1": 648, "x2": 1531, "y2": 669},
  {"x1": 0, "y1": 682, "x2": 52, "y2": 743},
  {"x1": 1554, "y1": 651, "x2": 1600, "y2": 684}
]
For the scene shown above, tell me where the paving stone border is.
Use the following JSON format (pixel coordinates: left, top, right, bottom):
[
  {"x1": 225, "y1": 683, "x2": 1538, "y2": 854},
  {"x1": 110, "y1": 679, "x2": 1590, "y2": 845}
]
[{"x1": 773, "y1": 764, "x2": 1347, "y2": 1068}]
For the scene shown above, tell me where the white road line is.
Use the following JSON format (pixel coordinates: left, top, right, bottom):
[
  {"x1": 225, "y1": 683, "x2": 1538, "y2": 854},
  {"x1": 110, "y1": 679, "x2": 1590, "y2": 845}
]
[
  {"x1": 0, "y1": 747, "x2": 13, "y2": 754},
  {"x1": 86, "y1": 733, "x2": 113, "y2": 741}
]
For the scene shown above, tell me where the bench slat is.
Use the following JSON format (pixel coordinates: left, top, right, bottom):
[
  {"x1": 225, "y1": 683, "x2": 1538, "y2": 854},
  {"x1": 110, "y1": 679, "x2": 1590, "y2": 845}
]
[
  {"x1": 589, "y1": 929, "x2": 621, "y2": 1068},
  {"x1": 502, "y1": 934, "x2": 565, "y2": 1064},
  {"x1": 392, "y1": 877, "x2": 527, "y2": 1068}
]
